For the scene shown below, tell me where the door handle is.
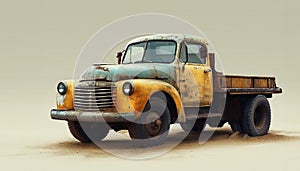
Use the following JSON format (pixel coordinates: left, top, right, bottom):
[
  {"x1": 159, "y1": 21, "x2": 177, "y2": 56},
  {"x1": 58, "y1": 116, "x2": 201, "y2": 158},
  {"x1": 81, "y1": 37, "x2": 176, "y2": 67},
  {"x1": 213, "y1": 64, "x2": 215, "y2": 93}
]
[{"x1": 204, "y1": 68, "x2": 212, "y2": 73}]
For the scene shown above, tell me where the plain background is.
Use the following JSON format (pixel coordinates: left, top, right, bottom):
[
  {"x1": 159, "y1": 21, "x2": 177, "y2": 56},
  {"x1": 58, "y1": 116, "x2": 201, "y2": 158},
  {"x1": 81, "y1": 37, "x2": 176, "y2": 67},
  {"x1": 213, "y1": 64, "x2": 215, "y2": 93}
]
[{"x1": 0, "y1": 0, "x2": 299, "y2": 170}]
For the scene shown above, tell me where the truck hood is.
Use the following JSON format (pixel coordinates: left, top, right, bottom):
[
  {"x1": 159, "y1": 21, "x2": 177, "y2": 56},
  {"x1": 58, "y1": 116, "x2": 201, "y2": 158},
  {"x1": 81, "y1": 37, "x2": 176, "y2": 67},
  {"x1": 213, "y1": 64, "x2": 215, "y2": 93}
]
[{"x1": 80, "y1": 63, "x2": 177, "y2": 84}]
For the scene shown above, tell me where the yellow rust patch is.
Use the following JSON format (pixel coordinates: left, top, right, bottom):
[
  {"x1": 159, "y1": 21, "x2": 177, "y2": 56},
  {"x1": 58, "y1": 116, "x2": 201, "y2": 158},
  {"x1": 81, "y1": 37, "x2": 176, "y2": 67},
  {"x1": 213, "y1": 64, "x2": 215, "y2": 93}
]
[
  {"x1": 114, "y1": 79, "x2": 185, "y2": 122},
  {"x1": 179, "y1": 64, "x2": 213, "y2": 107}
]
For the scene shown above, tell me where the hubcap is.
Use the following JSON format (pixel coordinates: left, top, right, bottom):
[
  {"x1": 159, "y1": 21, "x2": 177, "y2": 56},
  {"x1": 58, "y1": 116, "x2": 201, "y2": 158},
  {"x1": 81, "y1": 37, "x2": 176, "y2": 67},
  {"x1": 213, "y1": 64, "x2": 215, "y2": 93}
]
[{"x1": 144, "y1": 112, "x2": 162, "y2": 137}]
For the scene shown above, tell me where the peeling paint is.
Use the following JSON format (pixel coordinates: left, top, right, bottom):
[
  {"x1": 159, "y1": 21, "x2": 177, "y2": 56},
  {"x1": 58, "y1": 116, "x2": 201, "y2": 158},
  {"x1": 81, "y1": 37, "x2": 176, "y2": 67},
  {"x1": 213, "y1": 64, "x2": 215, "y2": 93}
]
[
  {"x1": 114, "y1": 79, "x2": 185, "y2": 122},
  {"x1": 126, "y1": 34, "x2": 208, "y2": 46},
  {"x1": 56, "y1": 93, "x2": 65, "y2": 106},
  {"x1": 52, "y1": 34, "x2": 282, "y2": 125}
]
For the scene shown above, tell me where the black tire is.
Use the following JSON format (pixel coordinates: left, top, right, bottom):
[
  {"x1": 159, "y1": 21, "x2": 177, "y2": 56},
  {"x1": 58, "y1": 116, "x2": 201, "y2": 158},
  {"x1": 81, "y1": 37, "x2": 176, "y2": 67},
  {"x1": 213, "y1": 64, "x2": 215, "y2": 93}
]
[
  {"x1": 241, "y1": 95, "x2": 271, "y2": 136},
  {"x1": 128, "y1": 96, "x2": 171, "y2": 147},
  {"x1": 68, "y1": 121, "x2": 109, "y2": 143},
  {"x1": 180, "y1": 119, "x2": 206, "y2": 132},
  {"x1": 228, "y1": 120, "x2": 243, "y2": 133}
]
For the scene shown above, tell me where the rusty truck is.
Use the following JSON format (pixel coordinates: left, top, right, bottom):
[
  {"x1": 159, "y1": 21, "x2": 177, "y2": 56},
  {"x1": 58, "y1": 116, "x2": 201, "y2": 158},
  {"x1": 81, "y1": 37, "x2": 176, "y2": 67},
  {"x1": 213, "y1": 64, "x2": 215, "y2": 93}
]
[{"x1": 50, "y1": 34, "x2": 282, "y2": 146}]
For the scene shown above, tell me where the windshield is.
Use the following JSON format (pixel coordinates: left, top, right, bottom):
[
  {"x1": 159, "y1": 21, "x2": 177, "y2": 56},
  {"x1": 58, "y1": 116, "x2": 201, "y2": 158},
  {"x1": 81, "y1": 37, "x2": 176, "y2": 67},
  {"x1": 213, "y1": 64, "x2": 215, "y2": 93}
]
[{"x1": 123, "y1": 40, "x2": 177, "y2": 64}]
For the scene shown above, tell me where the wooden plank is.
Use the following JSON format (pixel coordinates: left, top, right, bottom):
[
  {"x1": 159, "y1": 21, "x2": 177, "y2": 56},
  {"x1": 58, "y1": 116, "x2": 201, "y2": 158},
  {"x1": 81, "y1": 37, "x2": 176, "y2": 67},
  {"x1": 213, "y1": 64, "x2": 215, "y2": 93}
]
[
  {"x1": 226, "y1": 77, "x2": 232, "y2": 88},
  {"x1": 254, "y1": 78, "x2": 268, "y2": 88},
  {"x1": 226, "y1": 76, "x2": 252, "y2": 88},
  {"x1": 227, "y1": 87, "x2": 282, "y2": 95},
  {"x1": 224, "y1": 75, "x2": 276, "y2": 80},
  {"x1": 234, "y1": 77, "x2": 252, "y2": 88}
]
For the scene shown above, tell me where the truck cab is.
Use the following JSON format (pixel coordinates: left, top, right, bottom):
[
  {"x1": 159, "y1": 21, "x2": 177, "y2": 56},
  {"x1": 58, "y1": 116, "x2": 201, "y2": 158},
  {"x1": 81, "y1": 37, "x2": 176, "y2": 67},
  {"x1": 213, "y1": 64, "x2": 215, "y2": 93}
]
[{"x1": 51, "y1": 34, "x2": 282, "y2": 146}]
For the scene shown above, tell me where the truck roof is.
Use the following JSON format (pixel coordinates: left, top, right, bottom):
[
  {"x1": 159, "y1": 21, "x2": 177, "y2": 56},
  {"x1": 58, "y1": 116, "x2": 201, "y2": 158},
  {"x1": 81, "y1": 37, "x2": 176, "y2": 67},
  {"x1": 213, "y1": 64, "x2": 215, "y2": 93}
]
[{"x1": 127, "y1": 34, "x2": 208, "y2": 45}]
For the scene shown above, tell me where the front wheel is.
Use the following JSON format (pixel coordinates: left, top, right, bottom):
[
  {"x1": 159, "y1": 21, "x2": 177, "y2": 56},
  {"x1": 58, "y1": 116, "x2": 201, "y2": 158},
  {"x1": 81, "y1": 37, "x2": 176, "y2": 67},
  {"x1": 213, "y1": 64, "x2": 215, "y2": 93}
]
[
  {"x1": 241, "y1": 95, "x2": 271, "y2": 136},
  {"x1": 128, "y1": 96, "x2": 171, "y2": 147},
  {"x1": 68, "y1": 121, "x2": 109, "y2": 143}
]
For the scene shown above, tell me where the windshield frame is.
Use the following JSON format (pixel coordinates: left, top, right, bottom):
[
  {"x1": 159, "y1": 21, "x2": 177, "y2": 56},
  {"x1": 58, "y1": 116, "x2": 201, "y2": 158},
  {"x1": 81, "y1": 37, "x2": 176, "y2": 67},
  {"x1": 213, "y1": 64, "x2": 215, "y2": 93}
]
[{"x1": 122, "y1": 40, "x2": 178, "y2": 64}]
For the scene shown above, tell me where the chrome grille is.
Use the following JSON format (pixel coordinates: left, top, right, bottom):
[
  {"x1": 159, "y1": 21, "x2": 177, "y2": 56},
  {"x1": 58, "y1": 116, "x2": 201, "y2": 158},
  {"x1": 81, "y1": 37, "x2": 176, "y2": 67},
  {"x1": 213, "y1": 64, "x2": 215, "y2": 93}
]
[{"x1": 74, "y1": 82, "x2": 116, "y2": 111}]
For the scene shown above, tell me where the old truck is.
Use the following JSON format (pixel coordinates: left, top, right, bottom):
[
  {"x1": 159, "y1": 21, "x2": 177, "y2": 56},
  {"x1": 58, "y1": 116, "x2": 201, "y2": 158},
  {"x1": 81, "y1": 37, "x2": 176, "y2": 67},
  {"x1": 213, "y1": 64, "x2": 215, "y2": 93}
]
[{"x1": 50, "y1": 34, "x2": 282, "y2": 146}]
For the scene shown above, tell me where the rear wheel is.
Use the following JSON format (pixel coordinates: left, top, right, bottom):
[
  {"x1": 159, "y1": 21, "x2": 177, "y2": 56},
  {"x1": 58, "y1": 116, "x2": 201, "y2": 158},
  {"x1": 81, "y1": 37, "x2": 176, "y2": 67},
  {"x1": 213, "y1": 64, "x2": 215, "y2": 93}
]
[
  {"x1": 229, "y1": 120, "x2": 243, "y2": 133},
  {"x1": 68, "y1": 121, "x2": 109, "y2": 143},
  {"x1": 128, "y1": 96, "x2": 171, "y2": 147},
  {"x1": 241, "y1": 95, "x2": 271, "y2": 136}
]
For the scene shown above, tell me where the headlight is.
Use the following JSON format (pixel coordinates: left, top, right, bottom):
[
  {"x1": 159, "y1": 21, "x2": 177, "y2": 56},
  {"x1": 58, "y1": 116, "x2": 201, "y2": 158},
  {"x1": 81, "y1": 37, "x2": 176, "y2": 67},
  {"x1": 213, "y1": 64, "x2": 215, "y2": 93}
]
[
  {"x1": 57, "y1": 81, "x2": 68, "y2": 95},
  {"x1": 122, "y1": 81, "x2": 134, "y2": 96}
]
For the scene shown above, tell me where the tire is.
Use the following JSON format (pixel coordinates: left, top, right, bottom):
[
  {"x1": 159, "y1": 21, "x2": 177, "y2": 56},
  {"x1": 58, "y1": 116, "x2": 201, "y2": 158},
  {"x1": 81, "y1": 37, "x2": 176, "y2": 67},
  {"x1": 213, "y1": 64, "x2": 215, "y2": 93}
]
[
  {"x1": 180, "y1": 119, "x2": 206, "y2": 132},
  {"x1": 228, "y1": 120, "x2": 243, "y2": 133},
  {"x1": 128, "y1": 96, "x2": 171, "y2": 147},
  {"x1": 241, "y1": 95, "x2": 271, "y2": 136},
  {"x1": 68, "y1": 121, "x2": 109, "y2": 143}
]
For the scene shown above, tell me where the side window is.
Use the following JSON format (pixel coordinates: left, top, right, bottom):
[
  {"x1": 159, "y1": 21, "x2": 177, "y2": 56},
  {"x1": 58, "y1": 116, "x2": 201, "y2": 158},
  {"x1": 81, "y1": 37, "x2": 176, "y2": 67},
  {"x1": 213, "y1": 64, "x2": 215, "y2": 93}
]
[{"x1": 186, "y1": 43, "x2": 207, "y2": 64}]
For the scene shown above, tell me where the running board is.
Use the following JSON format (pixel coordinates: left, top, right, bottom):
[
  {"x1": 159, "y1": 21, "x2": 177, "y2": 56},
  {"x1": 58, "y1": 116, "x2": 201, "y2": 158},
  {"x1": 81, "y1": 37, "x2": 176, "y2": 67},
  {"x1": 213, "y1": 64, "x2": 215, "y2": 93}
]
[{"x1": 185, "y1": 113, "x2": 223, "y2": 120}]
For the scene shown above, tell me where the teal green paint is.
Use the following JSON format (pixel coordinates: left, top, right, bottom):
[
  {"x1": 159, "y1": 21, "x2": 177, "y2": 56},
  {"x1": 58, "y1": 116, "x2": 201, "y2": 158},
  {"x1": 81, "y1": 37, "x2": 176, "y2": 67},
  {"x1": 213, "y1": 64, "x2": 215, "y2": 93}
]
[{"x1": 80, "y1": 63, "x2": 177, "y2": 86}]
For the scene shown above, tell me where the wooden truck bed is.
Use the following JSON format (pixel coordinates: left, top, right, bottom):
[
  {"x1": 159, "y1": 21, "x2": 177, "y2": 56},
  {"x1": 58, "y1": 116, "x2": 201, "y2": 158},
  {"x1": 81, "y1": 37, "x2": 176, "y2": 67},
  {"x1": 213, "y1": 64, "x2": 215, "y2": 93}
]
[
  {"x1": 213, "y1": 74, "x2": 282, "y2": 97},
  {"x1": 224, "y1": 75, "x2": 282, "y2": 95},
  {"x1": 209, "y1": 54, "x2": 282, "y2": 96}
]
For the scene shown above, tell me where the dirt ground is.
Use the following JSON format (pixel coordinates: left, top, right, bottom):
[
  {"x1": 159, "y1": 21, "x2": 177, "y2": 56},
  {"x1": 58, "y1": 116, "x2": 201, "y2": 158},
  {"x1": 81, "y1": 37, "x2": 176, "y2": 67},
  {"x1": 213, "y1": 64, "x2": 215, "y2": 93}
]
[{"x1": 1, "y1": 104, "x2": 300, "y2": 171}]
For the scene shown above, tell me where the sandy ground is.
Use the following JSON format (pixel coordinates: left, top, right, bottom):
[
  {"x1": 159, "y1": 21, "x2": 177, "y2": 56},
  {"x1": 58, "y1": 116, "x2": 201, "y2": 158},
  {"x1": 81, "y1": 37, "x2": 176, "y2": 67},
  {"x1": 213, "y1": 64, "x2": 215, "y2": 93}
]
[{"x1": 1, "y1": 103, "x2": 300, "y2": 171}]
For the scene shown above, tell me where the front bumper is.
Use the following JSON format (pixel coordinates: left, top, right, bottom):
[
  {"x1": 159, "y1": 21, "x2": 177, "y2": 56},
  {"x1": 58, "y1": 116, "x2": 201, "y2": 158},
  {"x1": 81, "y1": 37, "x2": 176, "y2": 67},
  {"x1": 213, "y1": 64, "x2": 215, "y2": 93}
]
[{"x1": 50, "y1": 109, "x2": 136, "y2": 122}]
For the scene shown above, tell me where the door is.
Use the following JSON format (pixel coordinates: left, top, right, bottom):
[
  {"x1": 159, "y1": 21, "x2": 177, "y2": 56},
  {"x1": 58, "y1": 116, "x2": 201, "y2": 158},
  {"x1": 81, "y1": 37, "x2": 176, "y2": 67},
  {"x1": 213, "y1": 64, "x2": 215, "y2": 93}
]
[{"x1": 179, "y1": 42, "x2": 213, "y2": 107}]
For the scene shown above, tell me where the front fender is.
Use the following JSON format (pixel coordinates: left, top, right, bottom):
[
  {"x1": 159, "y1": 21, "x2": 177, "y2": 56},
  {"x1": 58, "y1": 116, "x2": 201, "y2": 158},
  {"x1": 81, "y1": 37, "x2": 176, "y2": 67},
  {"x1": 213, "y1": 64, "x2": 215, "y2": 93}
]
[{"x1": 115, "y1": 79, "x2": 185, "y2": 122}]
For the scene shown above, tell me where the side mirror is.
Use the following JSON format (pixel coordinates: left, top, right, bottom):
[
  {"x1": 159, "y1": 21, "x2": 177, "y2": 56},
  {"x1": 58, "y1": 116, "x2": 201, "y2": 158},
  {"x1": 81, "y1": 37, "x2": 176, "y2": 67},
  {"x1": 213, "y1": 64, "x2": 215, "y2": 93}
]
[{"x1": 116, "y1": 51, "x2": 123, "y2": 64}]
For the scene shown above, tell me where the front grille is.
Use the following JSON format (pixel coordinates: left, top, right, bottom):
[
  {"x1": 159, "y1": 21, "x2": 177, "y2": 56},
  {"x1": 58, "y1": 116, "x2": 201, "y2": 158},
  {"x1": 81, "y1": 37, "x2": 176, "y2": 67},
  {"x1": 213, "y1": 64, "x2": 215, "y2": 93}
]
[{"x1": 74, "y1": 82, "x2": 116, "y2": 111}]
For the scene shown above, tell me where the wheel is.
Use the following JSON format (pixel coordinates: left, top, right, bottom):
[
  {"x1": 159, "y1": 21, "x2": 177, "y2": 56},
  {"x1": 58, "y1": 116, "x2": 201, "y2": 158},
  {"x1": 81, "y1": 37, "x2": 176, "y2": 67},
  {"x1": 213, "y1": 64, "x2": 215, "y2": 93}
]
[
  {"x1": 128, "y1": 96, "x2": 171, "y2": 146},
  {"x1": 68, "y1": 121, "x2": 109, "y2": 143},
  {"x1": 241, "y1": 95, "x2": 271, "y2": 136},
  {"x1": 180, "y1": 119, "x2": 206, "y2": 132},
  {"x1": 228, "y1": 120, "x2": 243, "y2": 133}
]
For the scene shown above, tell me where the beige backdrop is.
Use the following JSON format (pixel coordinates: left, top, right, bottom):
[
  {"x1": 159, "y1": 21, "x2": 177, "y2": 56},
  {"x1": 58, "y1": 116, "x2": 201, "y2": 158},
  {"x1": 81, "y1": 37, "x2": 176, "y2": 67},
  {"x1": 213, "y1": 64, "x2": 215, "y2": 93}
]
[{"x1": 1, "y1": 0, "x2": 299, "y2": 170}]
